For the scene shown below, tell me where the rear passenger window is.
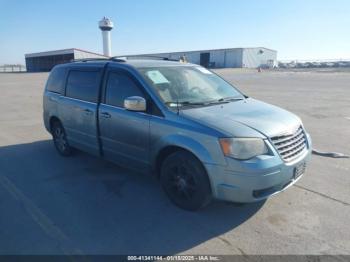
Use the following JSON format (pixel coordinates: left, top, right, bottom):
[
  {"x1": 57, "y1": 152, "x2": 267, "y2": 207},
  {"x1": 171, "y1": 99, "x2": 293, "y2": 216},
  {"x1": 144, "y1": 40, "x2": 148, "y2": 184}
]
[
  {"x1": 46, "y1": 67, "x2": 66, "y2": 94},
  {"x1": 105, "y1": 72, "x2": 144, "y2": 107},
  {"x1": 66, "y1": 70, "x2": 101, "y2": 102}
]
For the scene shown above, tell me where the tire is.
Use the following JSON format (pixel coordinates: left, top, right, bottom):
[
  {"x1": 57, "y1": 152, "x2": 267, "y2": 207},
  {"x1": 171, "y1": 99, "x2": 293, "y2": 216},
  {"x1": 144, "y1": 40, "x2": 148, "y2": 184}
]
[
  {"x1": 160, "y1": 150, "x2": 212, "y2": 211},
  {"x1": 51, "y1": 121, "x2": 72, "y2": 156}
]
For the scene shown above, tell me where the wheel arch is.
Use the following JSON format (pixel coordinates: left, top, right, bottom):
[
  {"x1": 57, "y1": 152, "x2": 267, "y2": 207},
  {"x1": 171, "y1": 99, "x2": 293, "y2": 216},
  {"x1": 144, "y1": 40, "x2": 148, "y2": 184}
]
[
  {"x1": 153, "y1": 136, "x2": 215, "y2": 179},
  {"x1": 49, "y1": 116, "x2": 62, "y2": 133},
  {"x1": 154, "y1": 145, "x2": 187, "y2": 178}
]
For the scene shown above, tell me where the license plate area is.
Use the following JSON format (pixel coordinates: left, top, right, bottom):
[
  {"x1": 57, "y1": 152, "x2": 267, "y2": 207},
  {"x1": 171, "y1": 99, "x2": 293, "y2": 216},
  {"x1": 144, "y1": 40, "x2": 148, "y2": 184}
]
[{"x1": 294, "y1": 162, "x2": 306, "y2": 179}]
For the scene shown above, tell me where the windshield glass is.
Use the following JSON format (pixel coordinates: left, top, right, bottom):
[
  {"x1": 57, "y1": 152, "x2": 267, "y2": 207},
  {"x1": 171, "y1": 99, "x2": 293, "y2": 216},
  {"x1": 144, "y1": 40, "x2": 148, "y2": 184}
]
[{"x1": 138, "y1": 66, "x2": 245, "y2": 107}]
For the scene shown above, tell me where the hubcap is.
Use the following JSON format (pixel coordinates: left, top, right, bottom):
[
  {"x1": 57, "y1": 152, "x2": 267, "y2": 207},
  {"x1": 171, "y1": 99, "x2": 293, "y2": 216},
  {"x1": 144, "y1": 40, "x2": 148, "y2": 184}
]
[
  {"x1": 169, "y1": 165, "x2": 196, "y2": 200},
  {"x1": 54, "y1": 127, "x2": 67, "y2": 152}
]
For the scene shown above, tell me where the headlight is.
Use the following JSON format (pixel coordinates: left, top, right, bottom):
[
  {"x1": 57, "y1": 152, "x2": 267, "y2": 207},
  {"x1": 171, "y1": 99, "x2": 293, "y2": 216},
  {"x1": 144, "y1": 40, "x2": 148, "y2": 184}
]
[{"x1": 219, "y1": 138, "x2": 268, "y2": 160}]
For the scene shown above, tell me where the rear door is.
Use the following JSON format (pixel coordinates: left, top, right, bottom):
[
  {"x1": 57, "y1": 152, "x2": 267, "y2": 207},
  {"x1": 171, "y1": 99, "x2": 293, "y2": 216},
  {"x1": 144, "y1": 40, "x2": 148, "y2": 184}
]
[
  {"x1": 99, "y1": 68, "x2": 151, "y2": 170},
  {"x1": 43, "y1": 66, "x2": 67, "y2": 131},
  {"x1": 60, "y1": 68, "x2": 102, "y2": 156}
]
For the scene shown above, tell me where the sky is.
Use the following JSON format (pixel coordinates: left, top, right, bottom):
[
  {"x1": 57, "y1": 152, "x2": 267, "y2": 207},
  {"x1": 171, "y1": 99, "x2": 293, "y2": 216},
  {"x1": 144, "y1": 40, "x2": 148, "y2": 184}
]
[{"x1": 1, "y1": 0, "x2": 350, "y2": 64}]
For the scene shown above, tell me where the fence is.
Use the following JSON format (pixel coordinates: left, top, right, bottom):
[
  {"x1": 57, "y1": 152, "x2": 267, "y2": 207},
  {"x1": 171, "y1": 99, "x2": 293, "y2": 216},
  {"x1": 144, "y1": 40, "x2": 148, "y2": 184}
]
[
  {"x1": 0, "y1": 64, "x2": 26, "y2": 72},
  {"x1": 278, "y1": 58, "x2": 350, "y2": 63}
]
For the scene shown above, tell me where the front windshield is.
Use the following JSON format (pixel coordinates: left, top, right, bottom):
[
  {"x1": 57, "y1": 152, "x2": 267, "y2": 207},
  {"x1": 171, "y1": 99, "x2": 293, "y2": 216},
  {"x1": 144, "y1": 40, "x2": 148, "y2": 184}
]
[{"x1": 138, "y1": 66, "x2": 245, "y2": 107}]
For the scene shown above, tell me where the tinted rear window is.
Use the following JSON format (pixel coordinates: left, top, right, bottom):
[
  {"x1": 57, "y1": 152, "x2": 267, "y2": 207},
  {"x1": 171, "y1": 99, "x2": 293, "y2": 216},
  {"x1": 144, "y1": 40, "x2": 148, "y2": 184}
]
[
  {"x1": 46, "y1": 67, "x2": 66, "y2": 94},
  {"x1": 66, "y1": 70, "x2": 101, "y2": 102}
]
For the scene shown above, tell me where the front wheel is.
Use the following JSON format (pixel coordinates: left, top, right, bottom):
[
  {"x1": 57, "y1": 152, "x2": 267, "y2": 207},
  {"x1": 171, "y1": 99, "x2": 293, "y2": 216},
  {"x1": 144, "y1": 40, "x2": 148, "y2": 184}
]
[
  {"x1": 160, "y1": 150, "x2": 212, "y2": 211},
  {"x1": 51, "y1": 121, "x2": 72, "y2": 156}
]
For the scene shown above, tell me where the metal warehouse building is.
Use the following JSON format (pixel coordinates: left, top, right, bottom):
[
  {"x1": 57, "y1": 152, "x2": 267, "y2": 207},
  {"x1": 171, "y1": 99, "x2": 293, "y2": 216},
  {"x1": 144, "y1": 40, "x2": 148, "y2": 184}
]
[
  {"x1": 25, "y1": 46, "x2": 277, "y2": 71},
  {"x1": 127, "y1": 47, "x2": 277, "y2": 68},
  {"x1": 25, "y1": 48, "x2": 107, "y2": 72}
]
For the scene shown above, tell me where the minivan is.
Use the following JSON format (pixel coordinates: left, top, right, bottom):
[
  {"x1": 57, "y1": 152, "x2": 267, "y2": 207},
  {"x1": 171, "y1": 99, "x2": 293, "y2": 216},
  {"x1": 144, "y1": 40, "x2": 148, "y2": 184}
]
[{"x1": 43, "y1": 58, "x2": 312, "y2": 210}]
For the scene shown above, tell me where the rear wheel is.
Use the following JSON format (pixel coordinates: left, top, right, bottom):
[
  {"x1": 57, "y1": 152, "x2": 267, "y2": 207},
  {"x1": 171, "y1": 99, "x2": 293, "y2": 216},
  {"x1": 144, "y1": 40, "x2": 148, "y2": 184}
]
[
  {"x1": 51, "y1": 121, "x2": 72, "y2": 156},
  {"x1": 160, "y1": 150, "x2": 212, "y2": 211}
]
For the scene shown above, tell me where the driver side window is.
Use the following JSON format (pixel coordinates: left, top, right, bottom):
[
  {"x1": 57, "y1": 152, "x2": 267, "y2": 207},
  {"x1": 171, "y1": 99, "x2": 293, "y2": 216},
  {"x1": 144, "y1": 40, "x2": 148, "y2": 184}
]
[{"x1": 105, "y1": 71, "x2": 144, "y2": 107}]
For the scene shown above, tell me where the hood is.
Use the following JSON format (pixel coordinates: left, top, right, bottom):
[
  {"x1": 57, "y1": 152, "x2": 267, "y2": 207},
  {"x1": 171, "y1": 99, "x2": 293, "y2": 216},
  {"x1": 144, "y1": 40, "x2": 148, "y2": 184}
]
[{"x1": 180, "y1": 98, "x2": 301, "y2": 138}]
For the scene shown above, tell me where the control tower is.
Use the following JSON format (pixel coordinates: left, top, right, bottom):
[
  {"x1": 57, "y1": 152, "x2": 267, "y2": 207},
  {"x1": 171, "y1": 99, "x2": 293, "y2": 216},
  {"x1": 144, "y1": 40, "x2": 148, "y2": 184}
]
[{"x1": 98, "y1": 17, "x2": 114, "y2": 57}]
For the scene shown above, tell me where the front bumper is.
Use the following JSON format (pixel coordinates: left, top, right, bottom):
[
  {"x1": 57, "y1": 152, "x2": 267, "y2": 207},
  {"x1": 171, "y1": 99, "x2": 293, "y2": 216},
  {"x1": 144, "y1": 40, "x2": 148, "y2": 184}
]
[{"x1": 205, "y1": 134, "x2": 312, "y2": 203}]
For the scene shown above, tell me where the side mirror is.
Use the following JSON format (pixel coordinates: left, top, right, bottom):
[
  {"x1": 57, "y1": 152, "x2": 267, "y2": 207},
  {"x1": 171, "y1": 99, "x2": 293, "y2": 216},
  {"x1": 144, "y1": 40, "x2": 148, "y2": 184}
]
[{"x1": 124, "y1": 96, "x2": 146, "y2": 111}]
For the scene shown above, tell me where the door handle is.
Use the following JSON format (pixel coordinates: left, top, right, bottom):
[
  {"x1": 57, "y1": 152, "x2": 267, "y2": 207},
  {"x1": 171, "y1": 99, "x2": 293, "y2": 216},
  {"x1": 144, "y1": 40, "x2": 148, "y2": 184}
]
[
  {"x1": 100, "y1": 112, "x2": 111, "y2": 118},
  {"x1": 83, "y1": 109, "x2": 93, "y2": 115}
]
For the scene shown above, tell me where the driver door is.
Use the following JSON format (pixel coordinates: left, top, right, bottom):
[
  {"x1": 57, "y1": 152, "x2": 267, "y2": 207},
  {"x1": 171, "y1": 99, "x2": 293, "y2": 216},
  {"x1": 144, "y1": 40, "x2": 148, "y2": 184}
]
[{"x1": 98, "y1": 69, "x2": 151, "y2": 171}]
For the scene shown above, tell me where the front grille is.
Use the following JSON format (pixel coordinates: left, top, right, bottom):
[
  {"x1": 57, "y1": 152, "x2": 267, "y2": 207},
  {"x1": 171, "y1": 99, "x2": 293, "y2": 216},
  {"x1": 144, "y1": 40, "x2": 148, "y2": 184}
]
[{"x1": 270, "y1": 126, "x2": 307, "y2": 162}]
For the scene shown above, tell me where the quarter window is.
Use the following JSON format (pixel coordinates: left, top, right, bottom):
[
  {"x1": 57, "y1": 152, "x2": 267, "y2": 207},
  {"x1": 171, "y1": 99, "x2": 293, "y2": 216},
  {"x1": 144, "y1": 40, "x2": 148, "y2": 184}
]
[
  {"x1": 105, "y1": 72, "x2": 144, "y2": 107},
  {"x1": 66, "y1": 70, "x2": 101, "y2": 102},
  {"x1": 46, "y1": 67, "x2": 66, "y2": 94}
]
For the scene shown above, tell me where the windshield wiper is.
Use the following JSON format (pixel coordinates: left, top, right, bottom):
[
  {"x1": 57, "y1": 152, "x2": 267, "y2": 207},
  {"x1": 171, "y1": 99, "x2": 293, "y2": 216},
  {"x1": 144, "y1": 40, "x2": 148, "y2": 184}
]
[
  {"x1": 165, "y1": 97, "x2": 243, "y2": 108},
  {"x1": 165, "y1": 101, "x2": 208, "y2": 107},
  {"x1": 217, "y1": 96, "x2": 244, "y2": 102},
  {"x1": 202, "y1": 97, "x2": 243, "y2": 105}
]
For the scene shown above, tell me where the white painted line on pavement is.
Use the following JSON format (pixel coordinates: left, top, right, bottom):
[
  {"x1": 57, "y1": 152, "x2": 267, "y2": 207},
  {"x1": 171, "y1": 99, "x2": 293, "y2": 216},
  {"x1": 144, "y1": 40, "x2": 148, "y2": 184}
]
[{"x1": 0, "y1": 174, "x2": 84, "y2": 257}]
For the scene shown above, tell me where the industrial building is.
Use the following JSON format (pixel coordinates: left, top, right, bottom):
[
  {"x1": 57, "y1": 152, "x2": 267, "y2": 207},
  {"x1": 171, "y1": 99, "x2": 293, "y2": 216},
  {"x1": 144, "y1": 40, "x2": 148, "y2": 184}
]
[
  {"x1": 25, "y1": 17, "x2": 114, "y2": 72},
  {"x1": 25, "y1": 48, "x2": 107, "y2": 72},
  {"x1": 25, "y1": 17, "x2": 276, "y2": 71},
  {"x1": 25, "y1": 46, "x2": 277, "y2": 72},
  {"x1": 126, "y1": 47, "x2": 277, "y2": 68}
]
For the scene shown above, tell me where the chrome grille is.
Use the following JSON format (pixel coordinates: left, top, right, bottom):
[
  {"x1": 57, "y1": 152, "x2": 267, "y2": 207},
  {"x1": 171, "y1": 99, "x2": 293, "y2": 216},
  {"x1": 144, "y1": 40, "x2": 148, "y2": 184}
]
[{"x1": 270, "y1": 126, "x2": 307, "y2": 162}]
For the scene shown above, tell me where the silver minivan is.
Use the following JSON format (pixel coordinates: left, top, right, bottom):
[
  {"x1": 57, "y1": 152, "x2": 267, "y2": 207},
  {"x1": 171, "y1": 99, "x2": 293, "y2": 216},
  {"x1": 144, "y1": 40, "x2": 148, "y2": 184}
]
[{"x1": 43, "y1": 58, "x2": 312, "y2": 210}]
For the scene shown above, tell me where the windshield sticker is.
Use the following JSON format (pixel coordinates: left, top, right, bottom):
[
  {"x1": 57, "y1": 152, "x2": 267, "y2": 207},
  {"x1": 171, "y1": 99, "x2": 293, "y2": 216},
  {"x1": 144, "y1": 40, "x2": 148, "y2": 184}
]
[
  {"x1": 196, "y1": 67, "x2": 213, "y2": 74},
  {"x1": 146, "y1": 70, "x2": 170, "y2": 84}
]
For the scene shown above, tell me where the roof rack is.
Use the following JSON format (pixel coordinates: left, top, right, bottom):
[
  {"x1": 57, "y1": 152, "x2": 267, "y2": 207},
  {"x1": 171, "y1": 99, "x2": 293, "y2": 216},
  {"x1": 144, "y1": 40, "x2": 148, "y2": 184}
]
[
  {"x1": 71, "y1": 55, "x2": 180, "y2": 63},
  {"x1": 112, "y1": 55, "x2": 179, "y2": 62},
  {"x1": 71, "y1": 57, "x2": 127, "y2": 63}
]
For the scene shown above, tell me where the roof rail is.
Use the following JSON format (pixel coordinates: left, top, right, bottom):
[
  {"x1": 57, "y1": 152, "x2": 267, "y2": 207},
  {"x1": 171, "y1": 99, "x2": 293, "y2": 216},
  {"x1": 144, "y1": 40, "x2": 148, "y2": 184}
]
[
  {"x1": 71, "y1": 57, "x2": 127, "y2": 63},
  {"x1": 71, "y1": 58, "x2": 108, "y2": 63},
  {"x1": 112, "y1": 55, "x2": 179, "y2": 62},
  {"x1": 71, "y1": 55, "x2": 180, "y2": 63}
]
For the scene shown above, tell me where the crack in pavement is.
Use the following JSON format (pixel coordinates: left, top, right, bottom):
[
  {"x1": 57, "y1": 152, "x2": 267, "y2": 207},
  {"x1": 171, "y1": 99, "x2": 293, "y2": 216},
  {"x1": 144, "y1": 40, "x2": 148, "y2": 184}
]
[
  {"x1": 217, "y1": 236, "x2": 248, "y2": 256},
  {"x1": 294, "y1": 184, "x2": 350, "y2": 206}
]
